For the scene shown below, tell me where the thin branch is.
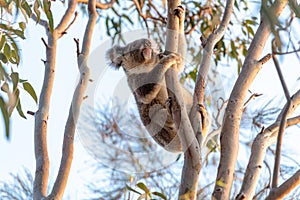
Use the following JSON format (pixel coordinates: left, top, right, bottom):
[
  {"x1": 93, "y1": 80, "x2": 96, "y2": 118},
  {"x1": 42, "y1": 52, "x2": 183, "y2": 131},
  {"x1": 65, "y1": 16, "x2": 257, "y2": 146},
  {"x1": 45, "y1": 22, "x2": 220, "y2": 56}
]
[
  {"x1": 59, "y1": 11, "x2": 78, "y2": 37},
  {"x1": 236, "y1": 90, "x2": 300, "y2": 200},
  {"x1": 56, "y1": 0, "x2": 78, "y2": 34},
  {"x1": 271, "y1": 39, "x2": 291, "y2": 188},
  {"x1": 273, "y1": 48, "x2": 300, "y2": 55},
  {"x1": 258, "y1": 53, "x2": 272, "y2": 65},
  {"x1": 132, "y1": 0, "x2": 150, "y2": 37},
  {"x1": 77, "y1": 0, "x2": 115, "y2": 10},
  {"x1": 148, "y1": 0, "x2": 165, "y2": 20},
  {"x1": 164, "y1": 1, "x2": 201, "y2": 199},
  {"x1": 185, "y1": 20, "x2": 201, "y2": 35},
  {"x1": 243, "y1": 92, "x2": 263, "y2": 109},
  {"x1": 73, "y1": 38, "x2": 80, "y2": 57},
  {"x1": 266, "y1": 170, "x2": 300, "y2": 200},
  {"x1": 213, "y1": 0, "x2": 289, "y2": 199},
  {"x1": 47, "y1": 0, "x2": 96, "y2": 199},
  {"x1": 33, "y1": 1, "x2": 78, "y2": 200},
  {"x1": 41, "y1": 38, "x2": 50, "y2": 49}
]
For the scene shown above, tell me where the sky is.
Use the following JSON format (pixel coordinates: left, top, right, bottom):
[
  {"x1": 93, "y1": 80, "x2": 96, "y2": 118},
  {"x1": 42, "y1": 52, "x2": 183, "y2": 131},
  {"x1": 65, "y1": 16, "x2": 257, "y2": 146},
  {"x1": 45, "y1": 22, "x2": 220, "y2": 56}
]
[{"x1": 1, "y1": 1, "x2": 300, "y2": 199}]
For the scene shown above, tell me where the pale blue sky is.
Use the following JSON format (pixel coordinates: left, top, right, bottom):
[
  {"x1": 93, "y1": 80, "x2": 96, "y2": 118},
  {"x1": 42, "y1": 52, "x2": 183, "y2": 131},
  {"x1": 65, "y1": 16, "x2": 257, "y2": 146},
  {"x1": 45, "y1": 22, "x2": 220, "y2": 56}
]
[{"x1": 1, "y1": 2, "x2": 300, "y2": 199}]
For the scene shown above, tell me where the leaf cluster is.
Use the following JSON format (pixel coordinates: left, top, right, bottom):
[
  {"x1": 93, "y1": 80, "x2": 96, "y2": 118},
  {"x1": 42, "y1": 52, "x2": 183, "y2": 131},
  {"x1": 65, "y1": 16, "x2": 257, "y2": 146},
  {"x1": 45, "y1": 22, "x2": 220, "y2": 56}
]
[{"x1": 0, "y1": 0, "x2": 43, "y2": 139}]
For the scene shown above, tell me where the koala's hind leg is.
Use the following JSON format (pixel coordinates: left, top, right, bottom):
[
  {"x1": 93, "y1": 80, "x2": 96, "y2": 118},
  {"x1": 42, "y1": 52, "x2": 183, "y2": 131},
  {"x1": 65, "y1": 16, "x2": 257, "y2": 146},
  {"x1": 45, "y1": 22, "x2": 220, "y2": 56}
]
[{"x1": 197, "y1": 104, "x2": 211, "y2": 140}]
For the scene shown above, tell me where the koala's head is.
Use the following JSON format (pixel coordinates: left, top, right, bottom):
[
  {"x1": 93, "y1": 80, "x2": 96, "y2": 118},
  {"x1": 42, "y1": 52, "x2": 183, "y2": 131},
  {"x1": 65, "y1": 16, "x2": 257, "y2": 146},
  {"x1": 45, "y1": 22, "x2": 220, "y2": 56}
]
[{"x1": 106, "y1": 39, "x2": 161, "y2": 72}]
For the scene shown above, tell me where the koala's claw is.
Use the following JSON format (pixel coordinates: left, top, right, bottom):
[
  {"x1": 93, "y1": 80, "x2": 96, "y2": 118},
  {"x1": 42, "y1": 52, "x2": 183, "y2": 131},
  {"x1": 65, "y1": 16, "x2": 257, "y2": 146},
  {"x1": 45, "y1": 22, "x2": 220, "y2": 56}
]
[
  {"x1": 168, "y1": 53, "x2": 182, "y2": 64},
  {"x1": 166, "y1": 97, "x2": 173, "y2": 114},
  {"x1": 174, "y1": 5, "x2": 185, "y2": 17},
  {"x1": 197, "y1": 104, "x2": 207, "y2": 119}
]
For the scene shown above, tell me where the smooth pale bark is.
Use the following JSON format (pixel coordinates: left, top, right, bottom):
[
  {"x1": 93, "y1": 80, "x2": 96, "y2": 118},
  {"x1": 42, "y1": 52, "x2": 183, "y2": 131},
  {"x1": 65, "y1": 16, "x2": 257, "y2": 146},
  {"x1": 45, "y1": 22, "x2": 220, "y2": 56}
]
[
  {"x1": 33, "y1": 0, "x2": 115, "y2": 199},
  {"x1": 33, "y1": 0, "x2": 77, "y2": 198},
  {"x1": 165, "y1": 1, "x2": 201, "y2": 199},
  {"x1": 212, "y1": 1, "x2": 288, "y2": 199},
  {"x1": 236, "y1": 90, "x2": 300, "y2": 200}
]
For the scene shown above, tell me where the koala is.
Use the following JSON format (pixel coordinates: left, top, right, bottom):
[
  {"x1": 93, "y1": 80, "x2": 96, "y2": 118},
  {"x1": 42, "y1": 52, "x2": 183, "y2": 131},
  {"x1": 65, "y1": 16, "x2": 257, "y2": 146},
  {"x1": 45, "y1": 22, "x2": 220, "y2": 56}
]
[
  {"x1": 107, "y1": 6, "x2": 210, "y2": 152},
  {"x1": 107, "y1": 38, "x2": 194, "y2": 152}
]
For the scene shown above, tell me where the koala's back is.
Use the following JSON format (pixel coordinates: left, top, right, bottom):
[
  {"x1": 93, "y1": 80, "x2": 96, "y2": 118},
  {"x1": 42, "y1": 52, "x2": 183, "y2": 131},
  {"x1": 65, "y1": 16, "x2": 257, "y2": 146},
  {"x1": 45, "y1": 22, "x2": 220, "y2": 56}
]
[{"x1": 134, "y1": 86, "x2": 182, "y2": 152}]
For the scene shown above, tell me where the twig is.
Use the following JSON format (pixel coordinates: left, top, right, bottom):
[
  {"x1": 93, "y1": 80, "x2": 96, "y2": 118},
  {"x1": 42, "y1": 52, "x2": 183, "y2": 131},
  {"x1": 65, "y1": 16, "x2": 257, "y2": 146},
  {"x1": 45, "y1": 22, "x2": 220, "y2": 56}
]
[
  {"x1": 73, "y1": 38, "x2": 80, "y2": 57},
  {"x1": 41, "y1": 38, "x2": 50, "y2": 49},
  {"x1": 243, "y1": 92, "x2": 263, "y2": 109},
  {"x1": 271, "y1": 39, "x2": 291, "y2": 188},
  {"x1": 148, "y1": 0, "x2": 165, "y2": 20},
  {"x1": 132, "y1": 0, "x2": 150, "y2": 37},
  {"x1": 77, "y1": 0, "x2": 115, "y2": 10},
  {"x1": 273, "y1": 48, "x2": 300, "y2": 55},
  {"x1": 27, "y1": 111, "x2": 35, "y2": 116},
  {"x1": 258, "y1": 53, "x2": 272, "y2": 65},
  {"x1": 59, "y1": 11, "x2": 78, "y2": 37}
]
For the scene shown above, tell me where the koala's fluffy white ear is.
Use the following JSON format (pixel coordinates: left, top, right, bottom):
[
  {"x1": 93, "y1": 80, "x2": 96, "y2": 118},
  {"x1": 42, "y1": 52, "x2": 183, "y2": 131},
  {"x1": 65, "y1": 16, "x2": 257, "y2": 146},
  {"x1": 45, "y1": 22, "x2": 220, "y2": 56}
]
[{"x1": 106, "y1": 45, "x2": 124, "y2": 69}]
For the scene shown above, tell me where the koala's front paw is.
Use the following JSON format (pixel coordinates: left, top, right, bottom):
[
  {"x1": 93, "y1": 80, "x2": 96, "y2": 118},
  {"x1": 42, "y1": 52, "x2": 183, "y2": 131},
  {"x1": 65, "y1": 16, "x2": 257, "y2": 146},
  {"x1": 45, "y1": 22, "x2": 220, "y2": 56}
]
[
  {"x1": 160, "y1": 52, "x2": 182, "y2": 71},
  {"x1": 174, "y1": 5, "x2": 185, "y2": 18},
  {"x1": 167, "y1": 53, "x2": 182, "y2": 65}
]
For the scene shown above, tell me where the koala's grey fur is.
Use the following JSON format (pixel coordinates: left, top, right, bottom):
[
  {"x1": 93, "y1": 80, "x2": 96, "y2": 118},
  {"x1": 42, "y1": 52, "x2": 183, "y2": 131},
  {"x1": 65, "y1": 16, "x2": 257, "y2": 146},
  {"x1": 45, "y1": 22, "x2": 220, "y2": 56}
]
[{"x1": 107, "y1": 38, "x2": 193, "y2": 152}]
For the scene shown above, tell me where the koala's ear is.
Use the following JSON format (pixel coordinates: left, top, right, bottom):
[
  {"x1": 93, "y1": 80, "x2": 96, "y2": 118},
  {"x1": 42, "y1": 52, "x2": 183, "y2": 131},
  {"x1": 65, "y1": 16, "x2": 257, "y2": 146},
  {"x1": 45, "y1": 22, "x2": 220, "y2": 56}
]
[{"x1": 106, "y1": 45, "x2": 124, "y2": 69}]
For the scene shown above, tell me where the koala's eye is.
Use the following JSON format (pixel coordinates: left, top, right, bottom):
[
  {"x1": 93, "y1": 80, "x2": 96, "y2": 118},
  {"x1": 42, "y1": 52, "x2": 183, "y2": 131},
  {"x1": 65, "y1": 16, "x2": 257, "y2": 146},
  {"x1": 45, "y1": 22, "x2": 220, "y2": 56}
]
[{"x1": 159, "y1": 47, "x2": 163, "y2": 53}]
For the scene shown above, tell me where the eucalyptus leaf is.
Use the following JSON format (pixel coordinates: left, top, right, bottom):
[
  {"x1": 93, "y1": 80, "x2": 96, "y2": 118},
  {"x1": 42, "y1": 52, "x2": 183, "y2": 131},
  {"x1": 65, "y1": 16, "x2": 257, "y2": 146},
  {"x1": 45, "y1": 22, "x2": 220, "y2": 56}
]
[
  {"x1": 16, "y1": 98, "x2": 27, "y2": 119},
  {"x1": 11, "y1": 72, "x2": 19, "y2": 92},
  {"x1": 0, "y1": 96, "x2": 10, "y2": 139},
  {"x1": 23, "y1": 82, "x2": 38, "y2": 103}
]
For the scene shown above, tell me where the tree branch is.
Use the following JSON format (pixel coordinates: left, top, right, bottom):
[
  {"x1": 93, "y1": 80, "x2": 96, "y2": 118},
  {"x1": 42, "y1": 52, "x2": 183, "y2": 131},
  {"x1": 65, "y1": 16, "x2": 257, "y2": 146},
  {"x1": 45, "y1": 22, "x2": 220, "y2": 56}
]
[
  {"x1": 77, "y1": 0, "x2": 115, "y2": 10},
  {"x1": 33, "y1": 1, "x2": 78, "y2": 199},
  {"x1": 189, "y1": 0, "x2": 235, "y2": 152},
  {"x1": 236, "y1": 90, "x2": 300, "y2": 200},
  {"x1": 266, "y1": 170, "x2": 300, "y2": 200},
  {"x1": 213, "y1": 0, "x2": 289, "y2": 199},
  {"x1": 164, "y1": 1, "x2": 201, "y2": 199},
  {"x1": 47, "y1": 0, "x2": 96, "y2": 199},
  {"x1": 56, "y1": 0, "x2": 78, "y2": 34},
  {"x1": 271, "y1": 39, "x2": 291, "y2": 188}
]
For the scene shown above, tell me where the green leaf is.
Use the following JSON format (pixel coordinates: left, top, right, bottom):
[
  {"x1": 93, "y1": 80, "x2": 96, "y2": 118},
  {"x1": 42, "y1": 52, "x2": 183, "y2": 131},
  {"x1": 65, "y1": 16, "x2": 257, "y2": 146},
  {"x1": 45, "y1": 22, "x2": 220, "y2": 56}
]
[
  {"x1": 0, "y1": 53, "x2": 8, "y2": 63},
  {"x1": 19, "y1": 78, "x2": 28, "y2": 83},
  {"x1": 23, "y1": 82, "x2": 38, "y2": 103},
  {"x1": 16, "y1": 98, "x2": 26, "y2": 119},
  {"x1": 238, "y1": 58, "x2": 242, "y2": 74},
  {"x1": 8, "y1": 88, "x2": 19, "y2": 116},
  {"x1": 34, "y1": 0, "x2": 41, "y2": 23},
  {"x1": 43, "y1": 0, "x2": 54, "y2": 33},
  {"x1": 11, "y1": 72, "x2": 19, "y2": 92},
  {"x1": 137, "y1": 182, "x2": 150, "y2": 194},
  {"x1": 9, "y1": 49, "x2": 20, "y2": 65},
  {"x1": 126, "y1": 184, "x2": 142, "y2": 195},
  {"x1": 152, "y1": 191, "x2": 167, "y2": 200},
  {"x1": 4, "y1": 43, "x2": 11, "y2": 59},
  {"x1": 289, "y1": 0, "x2": 300, "y2": 18},
  {"x1": 0, "y1": 63, "x2": 8, "y2": 81},
  {"x1": 122, "y1": 14, "x2": 134, "y2": 25},
  {"x1": 0, "y1": 24, "x2": 25, "y2": 39},
  {"x1": 13, "y1": 29, "x2": 25, "y2": 39},
  {"x1": 0, "y1": 96, "x2": 10, "y2": 139},
  {"x1": 19, "y1": 22, "x2": 26, "y2": 31},
  {"x1": 0, "y1": 35, "x2": 6, "y2": 50},
  {"x1": 1, "y1": 82, "x2": 9, "y2": 93},
  {"x1": 21, "y1": 0, "x2": 32, "y2": 17}
]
